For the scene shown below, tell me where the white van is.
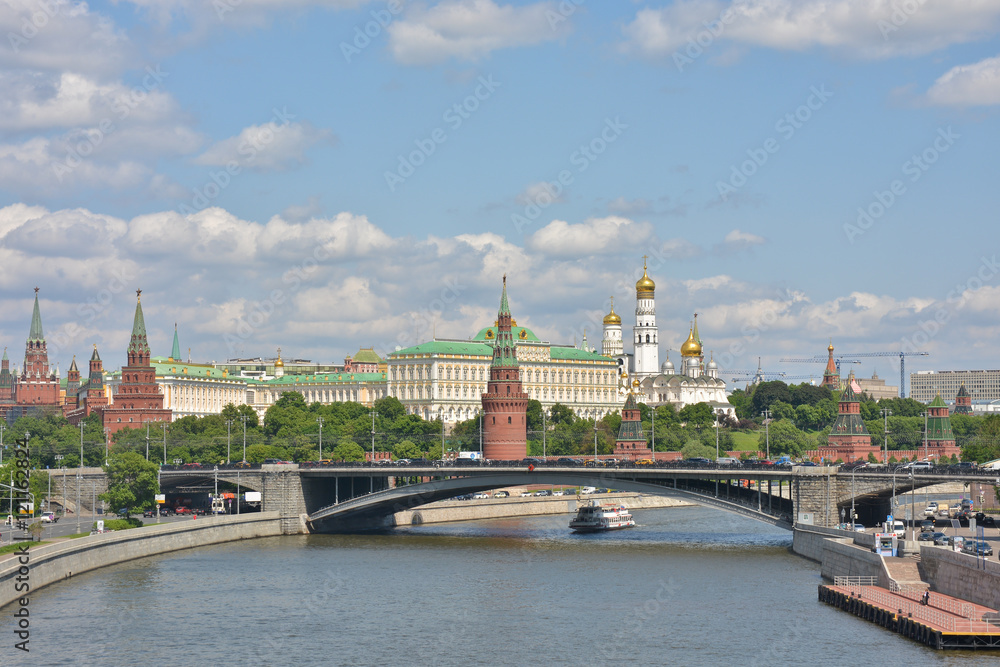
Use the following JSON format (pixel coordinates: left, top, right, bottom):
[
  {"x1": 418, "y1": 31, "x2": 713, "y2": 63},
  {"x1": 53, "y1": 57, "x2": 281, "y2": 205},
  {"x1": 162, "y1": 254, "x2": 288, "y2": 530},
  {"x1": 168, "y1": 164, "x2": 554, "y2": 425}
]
[
  {"x1": 580, "y1": 486, "x2": 597, "y2": 495},
  {"x1": 891, "y1": 520, "x2": 906, "y2": 539},
  {"x1": 717, "y1": 457, "x2": 742, "y2": 467}
]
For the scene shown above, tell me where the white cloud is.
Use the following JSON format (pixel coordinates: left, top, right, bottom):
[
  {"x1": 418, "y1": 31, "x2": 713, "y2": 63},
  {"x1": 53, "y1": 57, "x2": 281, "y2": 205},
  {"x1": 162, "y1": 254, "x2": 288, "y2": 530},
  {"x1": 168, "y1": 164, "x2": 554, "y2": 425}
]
[
  {"x1": 926, "y1": 55, "x2": 1000, "y2": 107},
  {"x1": 526, "y1": 216, "x2": 657, "y2": 257},
  {"x1": 724, "y1": 229, "x2": 765, "y2": 246},
  {"x1": 622, "y1": 1, "x2": 1000, "y2": 61},
  {"x1": 387, "y1": 0, "x2": 570, "y2": 65},
  {"x1": 194, "y1": 121, "x2": 334, "y2": 171}
]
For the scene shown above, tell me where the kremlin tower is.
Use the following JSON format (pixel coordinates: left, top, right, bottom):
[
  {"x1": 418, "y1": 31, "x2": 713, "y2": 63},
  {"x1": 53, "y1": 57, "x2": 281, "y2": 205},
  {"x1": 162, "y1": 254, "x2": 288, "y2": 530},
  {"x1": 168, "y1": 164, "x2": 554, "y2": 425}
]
[
  {"x1": 822, "y1": 340, "x2": 839, "y2": 390},
  {"x1": 102, "y1": 290, "x2": 171, "y2": 439},
  {"x1": 633, "y1": 258, "x2": 659, "y2": 381},
  {"x1": 481, "y1": 276, "x2": 528, "y2": 460},
  {"x1": 16, "y1": 288, "x2": 60, "y2": 407}
]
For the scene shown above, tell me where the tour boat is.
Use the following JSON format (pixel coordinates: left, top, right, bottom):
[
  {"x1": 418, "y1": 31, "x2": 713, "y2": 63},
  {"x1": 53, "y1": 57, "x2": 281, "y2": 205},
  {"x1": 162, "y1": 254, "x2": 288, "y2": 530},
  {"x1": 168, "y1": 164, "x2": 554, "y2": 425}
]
[{"x1": 569, "y1": 501, "x2": 635, "y2": 532}]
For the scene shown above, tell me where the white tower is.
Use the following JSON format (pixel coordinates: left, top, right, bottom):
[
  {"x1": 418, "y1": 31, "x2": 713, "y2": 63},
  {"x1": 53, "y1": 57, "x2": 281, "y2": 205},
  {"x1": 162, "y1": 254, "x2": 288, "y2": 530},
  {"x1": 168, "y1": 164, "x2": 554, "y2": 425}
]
[
  {"x1": 633, "y1": 258, "x2": 659, "y2": 381},
  {"x1": 602, "y1": 297, "x2": 623, "y2": 358}
]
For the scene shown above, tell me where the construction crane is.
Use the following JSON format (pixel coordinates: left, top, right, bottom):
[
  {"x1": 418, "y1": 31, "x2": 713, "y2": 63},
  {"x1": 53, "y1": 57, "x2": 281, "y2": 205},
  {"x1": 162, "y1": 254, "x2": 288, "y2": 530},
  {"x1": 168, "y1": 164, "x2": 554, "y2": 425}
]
[
  {"x1": 722, "y1": 359, "x2": 819, "y2": 385},
  {"x1": 780, "y1": 351, "x2": 928, "y2": 398}
]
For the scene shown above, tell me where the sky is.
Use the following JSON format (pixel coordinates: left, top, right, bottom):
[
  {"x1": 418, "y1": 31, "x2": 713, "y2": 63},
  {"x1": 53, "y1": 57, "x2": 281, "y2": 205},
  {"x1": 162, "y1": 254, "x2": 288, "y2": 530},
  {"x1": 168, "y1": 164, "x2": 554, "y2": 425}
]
[{"x1": 0, "y1": 0, "x2": 998, "y2": 397}]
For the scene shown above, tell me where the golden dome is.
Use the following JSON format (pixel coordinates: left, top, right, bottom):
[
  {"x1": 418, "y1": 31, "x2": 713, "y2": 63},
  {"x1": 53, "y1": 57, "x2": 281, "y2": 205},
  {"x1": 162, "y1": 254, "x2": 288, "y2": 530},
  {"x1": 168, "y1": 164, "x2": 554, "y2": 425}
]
[
  {"x1": 635, "y1": 260, "x2": 655, "y2": 297},
  {"x1": 680, "y1": 328, "x2": 702, "y2": 357},
  {"x1": 632, "y1": 378, "x2": 640, "y2": 388},
  {"x1": 274, "y1": 347, "x2": 284, "y2": 367},
  {"x1": 828, "y1": 339, "x2": 834, "y2": 353},
  {"x1": 603, "y1": 297, "x2": 621, "y2": 325}
]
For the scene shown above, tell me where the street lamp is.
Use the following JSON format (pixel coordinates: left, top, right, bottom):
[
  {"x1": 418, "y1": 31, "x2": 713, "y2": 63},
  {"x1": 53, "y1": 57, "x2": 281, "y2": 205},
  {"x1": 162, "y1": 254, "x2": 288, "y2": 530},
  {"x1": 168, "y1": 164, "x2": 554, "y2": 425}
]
[
  {"x1": 478, "y1": 409, "x2": 483, "y2": 455},
  {"x1": 593, "y1": 421, "x2": 598, "y2": 460},
  {"x1": 542, "y1": 409, "x2": 549, "y2": 461},
  {"x1": 881, "y1": 408, "x2": 892, "y2": 466},
  {"x1": 160, "y1": 423, "x2": 167, "y2": 465},
  {"x1": 78, "y1": 421, "x2": 84, "y2": 469},
  {"x1": 761, "y1": 410, "x2": 772, "y2": 460},
  {"x1": 651, "y1": 407, "x2": 656, "y2": 456},
  {"x1": 0, "y1": 420, "x2": 5, "y2": 465},
  {"x1": 318, "y1": 416, "x2": 326, "y2": 462},
  {"x1": 910, "y1": 468, "x2": 916, "y2": 541},
  {"x1": 439, "y1": 409, "x2": 446, "y2": 460},
  {"x1": 240, "y1": 414, "x2": 249, "y2": 463},
  {"x1": 145, "y1": 423, "x2": 150, "y2": 461},
  {"x1": 225, "y1": 419, "x2": 233, "y2": 464},
  {"x1": 851, "y1": 467, "x2": 856, "y2": 530}
]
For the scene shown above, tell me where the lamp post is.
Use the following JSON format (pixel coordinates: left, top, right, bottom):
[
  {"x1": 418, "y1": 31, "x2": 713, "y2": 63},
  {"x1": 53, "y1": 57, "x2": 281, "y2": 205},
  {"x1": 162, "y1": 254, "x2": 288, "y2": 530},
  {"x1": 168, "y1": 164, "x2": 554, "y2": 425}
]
[
  {"x1": 439, "y1": 409, "x2": 445, "y2": 460},
  {"x1": 478, "y1": 409, "x2": 483, "y2": 455},
  {"x1": 881, "y1": 408, "x2": 892, "y2": 466},
  {"x1": 318, "y1": 416, "x2": 326, "y2": 462},
  {"x1": 225, "y1": 419, "x2": 233, "y2": 464},
  {"x1": 593, "y1": 421, "x2": 598, "y2": 460},
  {"x1": 541, "y1": 409, "x2": 548, "y2": 461},
  {"x1": 240, "y1": 414, "x2": 249, "y2": 463},
  {"x1": 145, "y1": 423, "x2": 150, "y2": 461},
  {"x1": 851, "y1": 467, "x2": 856, "y2": 529},
  {"x1": 922, "y1": 410, "x2": 929, "y2": 462},
  {"x1": 715, "y1": 410, "x2": 721, "y2": 497},
  {"x1": 652, "y1": 407, "x2": 656, "y2": 456},
  {"x1": 161, "y1": 423, "x2": 167, "y2": 465},
  {"x1": 0, "y1": 420, "x2": 5, "y2": 465},
  {"x1": 910, "y1": 469, "x2": 916, "y2": 541},
  {"x1": 761, "y1": 410, "x2": 772, "y2": 460},
  {"x1": 366, "y1": 411, "x2": 374, "y2": 493}
]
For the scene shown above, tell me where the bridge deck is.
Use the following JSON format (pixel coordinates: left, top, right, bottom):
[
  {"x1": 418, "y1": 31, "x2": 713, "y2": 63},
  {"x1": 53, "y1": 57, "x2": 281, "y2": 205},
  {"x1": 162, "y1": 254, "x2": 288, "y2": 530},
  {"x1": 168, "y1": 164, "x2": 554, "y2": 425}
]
[{"x1": 819, "y1": 583, "x2": 1000, "y2": 649}]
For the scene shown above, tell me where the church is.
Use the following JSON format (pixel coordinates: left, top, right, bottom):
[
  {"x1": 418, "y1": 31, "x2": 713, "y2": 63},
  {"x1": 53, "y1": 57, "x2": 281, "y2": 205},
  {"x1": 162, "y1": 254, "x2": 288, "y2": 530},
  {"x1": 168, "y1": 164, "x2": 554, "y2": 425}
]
[{"x1": 602, "y1": 260, "x2": 734, "y2": 420}]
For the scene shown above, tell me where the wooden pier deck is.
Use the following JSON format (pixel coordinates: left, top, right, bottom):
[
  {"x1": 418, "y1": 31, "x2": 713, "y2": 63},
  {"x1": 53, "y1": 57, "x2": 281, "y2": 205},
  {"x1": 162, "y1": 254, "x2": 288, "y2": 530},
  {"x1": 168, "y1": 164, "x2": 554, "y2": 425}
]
[{"x1": 819, "y1": 578, "x2": 1000, "y2": 650}]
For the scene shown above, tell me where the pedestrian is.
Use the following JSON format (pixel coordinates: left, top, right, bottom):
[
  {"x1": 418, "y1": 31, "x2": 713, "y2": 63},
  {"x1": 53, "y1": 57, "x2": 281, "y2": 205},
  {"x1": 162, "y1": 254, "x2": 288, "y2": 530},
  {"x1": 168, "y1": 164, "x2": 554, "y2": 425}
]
[{"x1": 921, "y1": 591, "x2": 929, "y2": 606}]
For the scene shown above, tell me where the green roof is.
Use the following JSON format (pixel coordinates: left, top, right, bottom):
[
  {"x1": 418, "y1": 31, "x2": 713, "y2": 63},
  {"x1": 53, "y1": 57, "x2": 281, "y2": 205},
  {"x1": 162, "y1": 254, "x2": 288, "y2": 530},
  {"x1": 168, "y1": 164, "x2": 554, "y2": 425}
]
[
  {"x1": 550, "y1": 346, "x2": 611, "y2": 362},
  {"x1": 171, "y1": 324, "x2": 181, "y2": 360},
  {"x1": 149, "y1": 357, "x2": 238, "y2": 380},
  {"x1": 928, "y1": 394, "x2": 947, "y2": 408},
  {"x1": 28, "y1": 291, "x2": 44, "y2": 342},
  {"x1": 392, "y1": 340, "x2": 491, "y2": 357},
  {"x1": 472, "y1": 325, "x2": 540, "y2": 342},
  {"x1": 247, "y1": 372, "x2": 386, "y2": 385},
  {"x1": 350, "y1": 347, "x2": 383, "y2": 364}
]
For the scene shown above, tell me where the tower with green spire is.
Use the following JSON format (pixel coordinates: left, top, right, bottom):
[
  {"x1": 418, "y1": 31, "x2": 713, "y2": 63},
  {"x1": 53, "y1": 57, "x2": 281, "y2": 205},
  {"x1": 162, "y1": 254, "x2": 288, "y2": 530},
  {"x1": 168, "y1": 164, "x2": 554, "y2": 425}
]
[
  {"x1": 16, "y1": 287, "x2": 60, "y2": 407},
  {"x1": 103, "y1": 289, "x2": 171, "y2": 439},
  {"x1": 614, "y1": 389, "x2": 651, "y2": 460},
  {"x1": 170, "y1": 323, "x2": 181, "y2": 362},
  {"x1": 0, "y1": 348, "x2": 13, "y2": 405},
  {"x1": 481, "y1": 276, "x2": 528, "y2": 460},
  {"x1": 826, "y1": 372, "x2": 871, "y2": 460},
  {"x1": 923, "y1": 393, "x2": 959, "y2": 459}
]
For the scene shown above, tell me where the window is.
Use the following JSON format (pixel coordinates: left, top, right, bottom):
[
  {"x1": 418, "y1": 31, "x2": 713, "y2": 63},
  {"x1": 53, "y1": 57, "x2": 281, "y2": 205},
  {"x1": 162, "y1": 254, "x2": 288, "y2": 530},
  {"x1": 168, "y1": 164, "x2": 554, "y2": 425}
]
[{"x1": 508, "y1": 416, "x2": 512, "y2": 424}]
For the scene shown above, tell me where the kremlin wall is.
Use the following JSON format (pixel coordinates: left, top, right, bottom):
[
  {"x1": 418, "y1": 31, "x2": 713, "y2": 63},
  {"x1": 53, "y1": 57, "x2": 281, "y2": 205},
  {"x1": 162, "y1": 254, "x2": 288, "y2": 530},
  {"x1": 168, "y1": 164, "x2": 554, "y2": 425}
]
[{"x1": 0, "y1": 264, "x2": 974, "y2": 461}]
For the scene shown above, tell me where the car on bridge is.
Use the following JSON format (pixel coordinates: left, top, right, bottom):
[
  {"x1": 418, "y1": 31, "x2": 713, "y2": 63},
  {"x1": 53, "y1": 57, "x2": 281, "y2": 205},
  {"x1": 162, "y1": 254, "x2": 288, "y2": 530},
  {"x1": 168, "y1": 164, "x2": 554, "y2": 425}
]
[
  {"x1": 962, "y1": 540, "x2": 993, "y2": 557},
  {"x1": 842, "y1": 460, "x2": 868, "y2": 471},
  {"x1": 975, "y1": 512, "x2": 998, "y2": 528}
]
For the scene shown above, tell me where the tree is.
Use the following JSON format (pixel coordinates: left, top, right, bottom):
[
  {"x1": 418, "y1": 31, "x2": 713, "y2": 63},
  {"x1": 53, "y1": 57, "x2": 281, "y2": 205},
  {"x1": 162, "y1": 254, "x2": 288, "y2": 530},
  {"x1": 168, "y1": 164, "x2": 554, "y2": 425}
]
[
  {"x1": 374, "y1": 396, "x2": 405, "y2": 421},
  {"x1": 30, "y1": 470, "x2": 49, "y2": 513},
  {"x1": 332, "y1": 440, "x2": 365, "y2": 462},
  {"x1": 678, "y1": 402, "x2": 714, "y2": 428},
  {"x1": 548, "y1": 403, "x2": 575, "y2": 426},
  {"x1": 758, "y1": 419, "x2": 807, "y2": 458},
  {"x1": 526, "y1": 399, "x2": 543, "y2": 434},
  {"x1": 751, "y1": 381, "x2": 791, "y2": 415},
  {"x1": 788, "y1": 383, "x2": 833, "y2": 407},
  {"x1": 393, "y1": 440, "x2": 422, "y2": 460},
  {"x1": 101, "y1": 452, "x2": 159, "y2": 516}
]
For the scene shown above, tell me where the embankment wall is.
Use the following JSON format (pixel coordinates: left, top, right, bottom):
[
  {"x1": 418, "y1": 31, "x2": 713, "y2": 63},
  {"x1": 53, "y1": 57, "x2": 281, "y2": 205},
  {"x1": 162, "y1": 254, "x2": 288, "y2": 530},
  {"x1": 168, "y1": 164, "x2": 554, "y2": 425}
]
[
  {"x1": 0, "y1": 512, "x2": 283, "y2": 609},
  {"x1": 921, "y1": 546, "x2": 1000, "y2": 610}
]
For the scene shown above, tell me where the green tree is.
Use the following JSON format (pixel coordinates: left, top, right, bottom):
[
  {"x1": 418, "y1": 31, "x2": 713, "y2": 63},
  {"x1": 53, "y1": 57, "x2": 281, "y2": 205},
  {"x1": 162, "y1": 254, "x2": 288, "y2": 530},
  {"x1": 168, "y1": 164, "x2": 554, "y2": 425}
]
[
  {"x1": 100, "y1": 452, "x2": 159, "y2": 516},
  {"x1": 759, "y1": 419, "x2": 807, "y2": 458},
  {"x1": 393, "y1": 440, "x2": 422, "y2": 460},
  {"x1": 29, "y1": 470, "x2": 49, "y2": 513},
  {"x1": 374, "y1": 396, "x2": 406, "y2": 421},
  {"x1": 678, "y1": 402, "x2": 714, "y2": 428},
  {"x1": 769, "y1": 400, "x2": 795, "y2": 421},
  {"x1": 332, "y1": 440, "x2": 365, "y2": 462},
  {"x1": 548, "y1": 403, "x2": 575, "y2": 426},
  {"x1": 751, "y1": 381, "x2": 791, "y2": 415}
]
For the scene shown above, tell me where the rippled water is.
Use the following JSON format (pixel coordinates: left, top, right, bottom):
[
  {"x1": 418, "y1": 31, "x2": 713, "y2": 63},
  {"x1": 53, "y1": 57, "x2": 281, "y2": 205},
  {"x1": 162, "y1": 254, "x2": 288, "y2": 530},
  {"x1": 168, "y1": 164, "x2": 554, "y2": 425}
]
[{"x1": 3, "y1": 506, "x2": 998, "y2": 666}]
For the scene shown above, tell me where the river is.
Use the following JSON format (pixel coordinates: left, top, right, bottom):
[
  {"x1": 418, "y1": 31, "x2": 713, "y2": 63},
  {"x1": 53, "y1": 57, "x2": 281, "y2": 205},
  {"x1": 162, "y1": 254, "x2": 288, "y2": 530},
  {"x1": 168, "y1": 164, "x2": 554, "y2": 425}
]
[{"x1": 4, "y1": 505, "x2": 997, "y2": 666}]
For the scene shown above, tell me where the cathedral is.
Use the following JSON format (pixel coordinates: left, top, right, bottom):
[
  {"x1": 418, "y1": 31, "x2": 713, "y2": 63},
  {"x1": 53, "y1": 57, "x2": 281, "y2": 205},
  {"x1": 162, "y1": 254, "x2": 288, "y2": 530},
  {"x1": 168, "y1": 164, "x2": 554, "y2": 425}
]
[{"x1": 601, "y1": 260, "x2": 734, "y2": 419}]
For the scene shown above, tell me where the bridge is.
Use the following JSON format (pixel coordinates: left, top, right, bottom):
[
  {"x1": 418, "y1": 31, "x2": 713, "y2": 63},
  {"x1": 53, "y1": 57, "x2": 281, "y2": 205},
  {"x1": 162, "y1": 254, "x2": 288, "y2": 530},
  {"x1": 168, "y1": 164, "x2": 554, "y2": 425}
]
[{"x1": 155, "y1": 462, "x2": 997, "y2": 534}]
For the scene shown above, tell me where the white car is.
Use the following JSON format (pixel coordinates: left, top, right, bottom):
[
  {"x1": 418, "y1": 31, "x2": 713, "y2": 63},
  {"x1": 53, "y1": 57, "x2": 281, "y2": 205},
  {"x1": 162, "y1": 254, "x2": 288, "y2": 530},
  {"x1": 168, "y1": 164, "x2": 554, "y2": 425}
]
[
  {"x1": 40, "y1": 511, "x2": 58, "y2": 523},
  {"x1": 472, "y1": 492, "x2": 490, "y2": 499}
]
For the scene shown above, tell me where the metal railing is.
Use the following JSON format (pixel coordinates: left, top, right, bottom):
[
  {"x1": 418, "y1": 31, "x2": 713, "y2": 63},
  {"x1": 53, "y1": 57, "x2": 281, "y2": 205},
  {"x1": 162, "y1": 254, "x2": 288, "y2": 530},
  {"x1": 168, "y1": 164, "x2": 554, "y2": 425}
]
[{"x1": 835, "y1": 583, "x2": 991, "y2": 632}]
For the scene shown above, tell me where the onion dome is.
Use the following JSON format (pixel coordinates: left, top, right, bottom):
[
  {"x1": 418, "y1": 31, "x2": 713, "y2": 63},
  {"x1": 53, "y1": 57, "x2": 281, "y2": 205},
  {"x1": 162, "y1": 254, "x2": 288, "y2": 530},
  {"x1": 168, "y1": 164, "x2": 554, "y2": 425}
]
[
  {"x1": 680, "y1": 327, "x2": 702, "y2": 357},
  {"x1": 707, "y1": 353, "x2": 718, "y2": 370},
  {"x1": 274, "y1": 347, "x2": 284, "y2": 368},
  {"x1": 661, "y1": 358, "x2": 675, "y2": 373},
  {"x1": 828, "y1": 341, "x2": 834, "y2": 352},
  {"x1": 635, "y1": 260, "x2": 655, "y2": 298},
  {"x1": 603, "y1": 297, "x2": 621, "y2": 325}
]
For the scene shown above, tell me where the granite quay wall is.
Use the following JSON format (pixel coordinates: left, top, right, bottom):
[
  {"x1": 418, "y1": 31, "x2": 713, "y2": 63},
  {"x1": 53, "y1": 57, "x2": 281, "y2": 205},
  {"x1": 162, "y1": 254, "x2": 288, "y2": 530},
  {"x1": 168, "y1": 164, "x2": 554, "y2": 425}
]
[
  {"x1": 41, "y1": 467, "x2": 107, "y2": 514},
  {"x1": 792, "y1": 523, "x2": 857, "y2": 562},
  {"x1": 392, "y1": 493, "x2": 692, "y2": 526},
  {"x1": 0, "y1": 512, "x2": 283, "y2": 609},
  {"x1": 920, "y1": 545, "x2": 1000, "y2": 610},
  {"x1": 820, "y1": 539, "x2": 890, "y2": 586}
]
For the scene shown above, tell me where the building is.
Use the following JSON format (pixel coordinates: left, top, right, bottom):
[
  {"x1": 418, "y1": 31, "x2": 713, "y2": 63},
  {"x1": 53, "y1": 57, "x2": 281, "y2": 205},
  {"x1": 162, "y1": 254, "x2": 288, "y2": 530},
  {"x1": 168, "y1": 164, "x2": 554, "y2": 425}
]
[
  {"x1": 481, "y1": 277, "x2": 528, "y2": 460},
  {"x1": 823, "y1": 374, "x2": 871, "y2": 460},
  {"x1": 924, "y1": 393, "x2": 960, "y2": 459},
  {"x1": 632, "y1": 259, "x2": 659, "y2": 382},
  {"x1": 910, "y1": 370, "x2": 1000, "y2": 404},
  {"x1": 344, "y1": 347, "x2": 383, "y2": 374},
  {"x1": 614, "y1": 387, "x2": 650, "y2": 460},
  {"x1": 954, "y1": 383, "x2": 972, "y2": 414},
  {"x1": 15, "y1": 289, "x2": 60, "y2": 409},
  {"x1": 600, "y1": 297, "x2": 625, "y2": 374},
  {"x1": 0, "y1": 349, "x2": 14, "y2": 407},
  {"x1": 245, "y1": 371, "x2": 387, "y2": 417},
  {"x1": 65, "y1": 345, "x2": 111, "y2": 423},
  {"x1": 853, "y1": 372, "x2": 898, "y2": 401},
  {"x1": 102, "y1": 291, "x2": 172, "y2": 439},
  {"x1": 821, "y1": 341, "x2": 839, "y2": 390}
]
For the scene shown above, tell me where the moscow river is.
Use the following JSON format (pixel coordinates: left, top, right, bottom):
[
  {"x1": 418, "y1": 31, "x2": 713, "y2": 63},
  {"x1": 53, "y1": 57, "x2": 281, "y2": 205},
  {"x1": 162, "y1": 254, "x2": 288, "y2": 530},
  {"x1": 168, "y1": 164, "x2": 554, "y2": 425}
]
[{"x1": 5, "y1": 505, "x2": 999, "y2": 666}]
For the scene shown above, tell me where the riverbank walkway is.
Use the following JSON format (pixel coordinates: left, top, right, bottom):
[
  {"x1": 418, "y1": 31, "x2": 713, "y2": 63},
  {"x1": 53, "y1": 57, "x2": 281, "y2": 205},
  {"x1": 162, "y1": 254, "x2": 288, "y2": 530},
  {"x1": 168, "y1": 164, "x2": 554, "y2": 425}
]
[{"x1": 819, "y1": 577, "x2": 1000, "y2": 649}]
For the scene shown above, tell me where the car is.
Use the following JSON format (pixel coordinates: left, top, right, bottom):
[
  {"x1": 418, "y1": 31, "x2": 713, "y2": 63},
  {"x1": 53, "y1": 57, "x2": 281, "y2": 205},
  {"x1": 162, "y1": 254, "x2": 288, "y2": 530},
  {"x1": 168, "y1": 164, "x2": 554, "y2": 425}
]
[
  {"x1": 949, "y1": 461, "x2": 978, "y2": 471},
  {"x1": 142, "y1": 508, "x2": 156, "y2": 518},
  {"x1": 520, "y1": 492, "x2": 532, "y2": 497},
  {"x1": 40, "y1": 511, "x2": 58, "y2": 523},
  {"x1": 842, "y1": 460, "x2": 868, "y2": 471},
  {"x1": 920, "y1": 520, "x2": 935, "y2": 533},
  {"x1": 394, "y1": 459, "x2": 410, "y2": 465},
  {"x1": 635, "y1": 458, "x2": 656, "y2": 466},
  {"x1": 891, "y1": 520, "x2": 906, "y2": 539},
  {"x1": 556, "y1": 457, "x2": 582, "y2": 466},
  {"x1": 905, "y1": 461, "x2": 934, "y2": 471},
  {"x1": 795, "y1": 461, "x2": 818, "y2": 467},
  {"x1": 917, "y1": 531, "x2": 936, "y2": 541},
  {"x1": 853, "y1": 523, "x2": 866, "y2": 532},
  {"x1": 552, "y1": 490, "x2": 564, "y2": 496},
  {"x1": 174, "y1": 507, "x2": 191, "y2": 514},
  {"x1": 409, "y1": 458, "x2": 432, "y2": 466},
  {"x1": 232, "y1": 460, "x2": 253, "y2": 469},
  {"x1": 931, "y1": 532, "x2": 948, "y2": 545},
  {"x1": 492, "y1": 491, "x2": 509, "y2": 498},
  {"x1": 472, "y1": 492, "x2": 490, "y2": 499},
  {"x1": 924, "y1": 505, "x2": 938, "y2": 518},
  {"x1": 945, "y1": 536, "x2": 966, "y2": 548},
  {"x1": 685, "y1": 457, "x2": 712, "y2": 466},
  {"x1": 975, "y1": 512, "x2": 998, "y2": 528},
  {"x1": 181, "y1": 462, "x2": 203, "y2": 469},
  {"x1": 521, "y1": 458, "x2": 543, "y2": 466},
  {"x1": 535, "y1": 490, "x2": 551, "y2": 497},
  {"x1": 963, "y1": 540, "x2": 993, "y2": 557}
]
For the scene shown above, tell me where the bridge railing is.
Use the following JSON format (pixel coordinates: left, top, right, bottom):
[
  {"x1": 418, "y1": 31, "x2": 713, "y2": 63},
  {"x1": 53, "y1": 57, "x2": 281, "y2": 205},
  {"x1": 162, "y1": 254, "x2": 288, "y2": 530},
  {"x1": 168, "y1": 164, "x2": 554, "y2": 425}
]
[
  {"x1": 836, "y1": 584, "x2": 990, "y2": 632},
  {"x1": 889, "y1": 582, "x2": 979, "y2": 619}
]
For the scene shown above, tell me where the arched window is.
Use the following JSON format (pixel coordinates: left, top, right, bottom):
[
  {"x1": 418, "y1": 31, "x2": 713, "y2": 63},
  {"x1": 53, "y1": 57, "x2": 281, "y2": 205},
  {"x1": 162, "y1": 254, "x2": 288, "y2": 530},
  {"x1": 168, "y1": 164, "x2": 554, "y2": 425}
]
[
  {"x1": 646, "y1": 334, "x2": 650, "y2": 343},
  {"x1": 507, "y1": 416, "x2": 512, "y2": 424}
]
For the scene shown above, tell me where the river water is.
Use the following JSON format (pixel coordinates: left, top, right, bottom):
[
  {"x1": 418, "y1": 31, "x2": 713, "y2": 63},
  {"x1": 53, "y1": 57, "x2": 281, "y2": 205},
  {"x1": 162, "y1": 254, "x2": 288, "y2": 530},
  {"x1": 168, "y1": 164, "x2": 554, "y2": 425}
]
[{"x1": 4, "y1": 506, "x2": 998, "y2": 666}]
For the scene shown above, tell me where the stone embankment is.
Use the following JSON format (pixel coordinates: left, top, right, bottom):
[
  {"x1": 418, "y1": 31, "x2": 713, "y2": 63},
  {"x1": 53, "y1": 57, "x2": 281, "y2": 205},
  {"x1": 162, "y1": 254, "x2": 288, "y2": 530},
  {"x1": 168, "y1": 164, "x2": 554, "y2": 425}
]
[
  {"x1": 393, "y1": 492, "x2": 693, "y2": 526},
  {"x1": 0, "y1": 512, "x2": 283, "y2": 609}
]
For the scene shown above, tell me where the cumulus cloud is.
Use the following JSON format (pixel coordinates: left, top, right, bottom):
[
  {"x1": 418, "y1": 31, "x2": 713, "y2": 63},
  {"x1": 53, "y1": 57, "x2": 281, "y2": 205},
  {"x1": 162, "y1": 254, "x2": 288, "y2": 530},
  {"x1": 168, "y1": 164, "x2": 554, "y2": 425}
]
[
  {"x1": 723, "y1": 229, "x2": 765, "y2": 247},
  {"x1": 387, "y1": 0, "x2": 571, "y2": 65},
  {"x1": 526, "y1": 216, "x2": 657, "y2": 257},
  {"x1": 194, "y1": 121, "x2": 334, "y2": 171},
  {"x1": 926, "y1": 55, "x2": 1000, "y2": 107},
  {"x1": 621, "y1": 0, "x2": 1000, "y2": 61}
]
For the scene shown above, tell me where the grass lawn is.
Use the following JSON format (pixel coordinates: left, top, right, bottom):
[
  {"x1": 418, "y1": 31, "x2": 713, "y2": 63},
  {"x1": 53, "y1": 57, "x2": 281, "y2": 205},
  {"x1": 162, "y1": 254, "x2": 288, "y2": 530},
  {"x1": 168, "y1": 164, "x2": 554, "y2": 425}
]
[
  {"x1": 727, "y1": 431, "x2": 761, "y2": 451},
  {"x1": 0, "y1": 541, "x2": 44, "y2": 555}
]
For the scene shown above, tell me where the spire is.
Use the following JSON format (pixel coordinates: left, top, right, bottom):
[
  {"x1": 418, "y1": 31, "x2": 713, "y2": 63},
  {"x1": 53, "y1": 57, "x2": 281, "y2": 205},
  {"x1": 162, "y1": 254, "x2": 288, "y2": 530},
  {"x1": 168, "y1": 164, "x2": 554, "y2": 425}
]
[
  {"x1": 171, "y1": 323, "x2": 181, "y2": 361},
  {"x1": 692, "y1": 313, "x2": 701, "y2": 346},
  {"x1": 491, "y1": 275, "x2": 518, "y2": 369},
  {"x1": 28, "y1": 287, "x2": 44, "y2": 342},
  {"x1": 127, "y1": 289, "x2": 150, "y2": 362},
  {"x1": 2, "y1": 347, "x2": 6, "y2": 361},
  {"x1": 91, "y1": 343, "x2": 100, "y2": 361},
  {"x1": 69, "y1": 356, "x2": 78, "y2": 372},
  {"x1": 499, "y1": 274, "x2": 510, "y2": 316}
]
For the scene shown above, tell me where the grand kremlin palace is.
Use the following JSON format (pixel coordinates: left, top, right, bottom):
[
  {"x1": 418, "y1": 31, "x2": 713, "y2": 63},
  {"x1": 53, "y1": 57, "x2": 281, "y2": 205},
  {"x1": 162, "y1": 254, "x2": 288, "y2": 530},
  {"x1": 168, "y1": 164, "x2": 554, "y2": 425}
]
[{"x1": 386, "y1": 325, "x2": 621, "y2": 423}]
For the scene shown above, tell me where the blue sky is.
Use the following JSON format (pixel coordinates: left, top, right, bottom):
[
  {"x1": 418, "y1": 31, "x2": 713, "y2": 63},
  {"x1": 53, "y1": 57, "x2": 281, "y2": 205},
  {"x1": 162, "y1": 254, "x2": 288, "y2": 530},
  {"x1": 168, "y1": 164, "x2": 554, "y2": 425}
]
[{"x1": 0, "y1": 0, "x2": 998, "y2": 396}]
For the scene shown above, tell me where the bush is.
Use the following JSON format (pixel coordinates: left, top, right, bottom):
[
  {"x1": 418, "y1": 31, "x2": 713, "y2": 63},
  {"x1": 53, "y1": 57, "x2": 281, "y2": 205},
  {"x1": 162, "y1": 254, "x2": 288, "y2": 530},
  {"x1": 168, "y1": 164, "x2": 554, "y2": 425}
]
[{"x1": 95, "y1": 518, "x2": 143, "y2": 532}]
